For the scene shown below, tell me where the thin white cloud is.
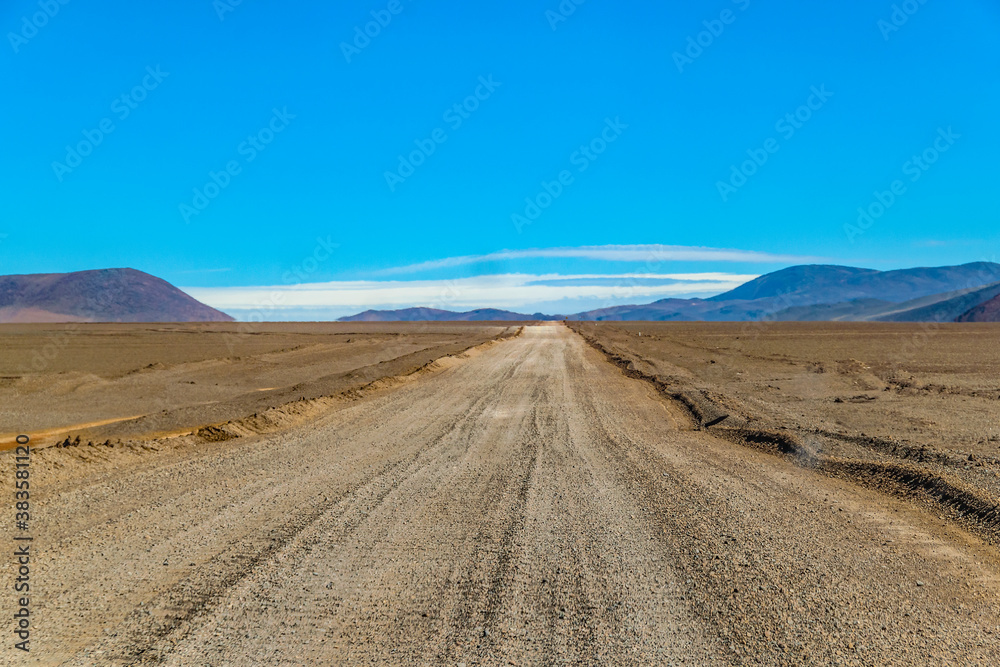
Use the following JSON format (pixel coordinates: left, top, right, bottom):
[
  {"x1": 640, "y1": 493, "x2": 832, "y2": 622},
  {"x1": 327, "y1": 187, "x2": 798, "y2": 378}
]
[
  {"x1": 378, "y1": 244, "x2": 822, "y2": 275},
  {"x1": 185, "y1": 272, "x2": 756, "y2": 316}
]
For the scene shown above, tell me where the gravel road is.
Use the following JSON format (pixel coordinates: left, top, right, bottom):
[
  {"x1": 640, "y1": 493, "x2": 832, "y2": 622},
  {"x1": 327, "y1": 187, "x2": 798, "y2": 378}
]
[{"x1": 10, "y1": 324, "x2": 1000, "y2": 665}]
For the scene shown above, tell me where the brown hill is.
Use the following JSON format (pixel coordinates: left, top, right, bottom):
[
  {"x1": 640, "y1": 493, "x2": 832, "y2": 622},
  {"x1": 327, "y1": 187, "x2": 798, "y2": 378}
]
[
  {"x1": 956, "y1": 294, "x2": 1000, "y2": 322},
  {"x1": 0, "y1": 268, "x2": 234, "y2": 323}
]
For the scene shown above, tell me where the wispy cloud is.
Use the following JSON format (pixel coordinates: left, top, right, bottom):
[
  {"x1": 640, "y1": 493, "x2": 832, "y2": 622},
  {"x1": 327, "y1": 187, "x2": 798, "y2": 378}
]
[
  {"x1": 185, "y1": 271, "x2": 756, "y2": 319},
  {"x1": 378, "y1": 244, "x2": 823, "y2": 275}
]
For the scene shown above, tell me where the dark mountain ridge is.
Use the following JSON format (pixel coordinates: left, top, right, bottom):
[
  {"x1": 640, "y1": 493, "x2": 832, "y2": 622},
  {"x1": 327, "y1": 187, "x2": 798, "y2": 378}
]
[
  {"x1": 0, "y1": 268, "x2": 233, "y2": 323},
  {"x1": 569, "y1": 262, "x2": 1000, "y2": 322},
  {"x1": 956, "y1": 293, "x2": 1000, "y2": 322}
]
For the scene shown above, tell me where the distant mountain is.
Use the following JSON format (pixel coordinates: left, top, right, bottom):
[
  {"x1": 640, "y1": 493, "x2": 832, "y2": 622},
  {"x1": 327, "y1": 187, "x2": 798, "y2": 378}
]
[
  {"x1": 320, "y1": 262, "x2": 1000, "y2": 323},
  {"x1": 711, "y1": 262, "x2": 1000, "y2": 306},
  {"x1": 339, "y1": 308, "x2": 453, "y2": 322},
  {"x1": 956, "y1": 293, "x2": 1000, "y2": 322},
  {"x1": 570, "y1": 296, "x2": 825, "y2": 322},
  {"x1": 767, "y1": 281, "x2": 1000, "y2": 322},
  {"x1": 711, "y1": 265, "x2": 876, "y2": 302},
  {"x1": 570, "y1": 262, "x2": 1000, "y2": 322},
  {"x1": 0, "y1": 268, "x2": 233, "y2": 323},
  {"x1": 767, "y1": 298, "x2": 895, "y2": 322},
  {"x1": 338, "y1": 307, "x2": 560, "y2": 322},
  {"x1": 877, "y1": 281, "x2": 1000, "y2": 322}
]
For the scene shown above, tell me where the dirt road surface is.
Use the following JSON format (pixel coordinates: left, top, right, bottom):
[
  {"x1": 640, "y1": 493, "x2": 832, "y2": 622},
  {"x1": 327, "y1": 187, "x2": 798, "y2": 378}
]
[{"x1": 9, "y1": 325, "x2": 1000, "y2": 665}]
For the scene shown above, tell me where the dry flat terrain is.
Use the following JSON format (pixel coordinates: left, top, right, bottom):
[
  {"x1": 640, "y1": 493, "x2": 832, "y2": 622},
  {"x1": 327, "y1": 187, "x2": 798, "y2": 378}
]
[
  {"x1": 568, "y1": 322, "x2": 1000, "y2": 513},
  {"x1": 567, "y1": 322, "x2": 1000, "y2": 458},
  {"x1": 0, "y1": 322, "x2": 518, "y2": 448},
  {"x1": 2, "y1": 323, "x2": 999, "y2": 665}
]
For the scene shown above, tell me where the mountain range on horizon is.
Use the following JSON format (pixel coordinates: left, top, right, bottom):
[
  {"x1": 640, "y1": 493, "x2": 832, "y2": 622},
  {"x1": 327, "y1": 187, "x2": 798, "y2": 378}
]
[
  {"x1": 4, "y1": 263, "x2": 1000, "y2": 324},
  {"x1": 566, "y1": 261, "x2": 1000, "y2": 323},
  {"x1": 338, "y1": 307, "x2": 563, "y2": 323},
  {"x1": 341, "y1": 261, "x2": 1000, "y2": 323},
  {"x1": 339, "y1": 262, "x2": 1000, "y2": 323}
]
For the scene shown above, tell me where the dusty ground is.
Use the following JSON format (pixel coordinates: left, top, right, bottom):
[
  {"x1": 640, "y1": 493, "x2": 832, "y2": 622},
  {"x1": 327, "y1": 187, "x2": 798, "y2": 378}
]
[
  {"x1": 2, "y1": 324, "x2": 998, "y2": 665},
  {"x1": 569, "y1": 322, "x2": 1000, "y2": 506},
  {"x1": 0, "y1": 322, "x2": 517, "y2": 448},
  {"x1": 565, "y1": 322, "x2": 1000, "y2": 454}
]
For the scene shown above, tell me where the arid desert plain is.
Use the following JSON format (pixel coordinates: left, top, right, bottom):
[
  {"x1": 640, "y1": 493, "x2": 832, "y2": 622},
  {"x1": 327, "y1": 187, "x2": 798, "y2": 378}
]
[{"x1": 2, "y1": 321, "x2": 999, "y2": 665}]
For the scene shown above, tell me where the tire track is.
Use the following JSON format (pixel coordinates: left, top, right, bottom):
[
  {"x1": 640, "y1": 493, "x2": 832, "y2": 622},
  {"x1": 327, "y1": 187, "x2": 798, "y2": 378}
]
[
  {"x1": 571, "y1": 328, "x2": 1000, "y2": 664},
  {"x1": 57, "y1": 341, "x2": 527, "y2": 666}
]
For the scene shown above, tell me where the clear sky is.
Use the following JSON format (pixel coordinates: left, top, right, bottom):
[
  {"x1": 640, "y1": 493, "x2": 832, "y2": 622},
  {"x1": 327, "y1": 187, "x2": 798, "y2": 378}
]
[{"x1": 2, "y1": 0, "x2": 998, "y2": 318}]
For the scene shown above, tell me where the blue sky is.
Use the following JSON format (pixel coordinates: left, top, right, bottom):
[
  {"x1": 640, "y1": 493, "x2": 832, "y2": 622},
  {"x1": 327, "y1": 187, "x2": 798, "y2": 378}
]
[{"x1": 2, "y1": 0, "x2": 998, "y2": 318}]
